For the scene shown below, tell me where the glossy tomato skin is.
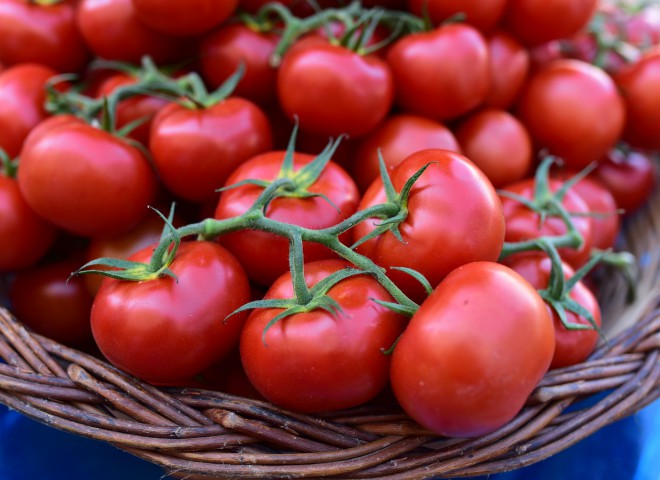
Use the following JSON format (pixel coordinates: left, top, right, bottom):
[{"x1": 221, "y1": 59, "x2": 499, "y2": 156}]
[
  {"x1": 614, "y1": 47, "x2": 660, "y2": 151},
  {"x1": 391, "y1": 261, "x2": 554, "y2": 437},
  {"x1": 454, "y1": 109, "x2": 533, "y2": 189},
  {"x1": 0, "y1": 175, "x2": 58, "y2": 272},
  {"x1": 18, "y1": 115, "x2": 158, "y2": 238},
  {"x1": 0, "y1": 63, "x2": 55, "y2": 158},
  {"x1": 386, "y1": 23, "x2": 489, "y2": 121},
  {"x1": 277, "y1": 42, "x2": 393, "y2": 138},
  {"x1": 504, "y1": 254, "x2": 601, "y2": 369},
  {"x1": 240, "y1": 259, "x2": 408, "y2": 413},
  {"x1": 91, "y1": 241, "x2": 251, "y2": 385},
  {"x1": 0, "y1": 0, "x2": 89, "y2": 72},
  {"x1": 353, "y1": 149, "x2": 505, "y2": 304},
  {"x1": 350, "y1": 114, "x2": 462, "y2": 192},
  {"x1": 200, "y1": 24, "x2": 280, "y2": 106},
  {"x1": 407, "y1": 0, "x2": 508, "y2": 33},
  {"x1": 499, "y1": 178, "x2": 594, "y2": 269},
  {"x1": 9, "y1": 257, "x2": 94, "y2": 348},
  {"x1": 149, "y1": 99, "x2": 273, "y2": 204},
  {"x1": 484, "y1": 30, "x2": 530, "y2": 109},
  {"x1": 131, "y1": 0, "x2": 238, "y2": 37},
  {"x1": 516, "y1": 59, "x2": 625, "y2": 170},
  {"x1": 214, "y1": 151, "x2": 360, "y2": 286}
]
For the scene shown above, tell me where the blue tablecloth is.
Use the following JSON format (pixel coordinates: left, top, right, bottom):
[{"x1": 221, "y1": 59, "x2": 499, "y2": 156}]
[{"x1": 1, "y1": 398, "x2": 658, "y2": 480}]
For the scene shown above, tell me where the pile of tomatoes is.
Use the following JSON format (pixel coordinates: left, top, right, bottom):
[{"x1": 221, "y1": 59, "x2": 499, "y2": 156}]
[{"x1": 0, "y1": 0, "x2": 659, "y2": 439}]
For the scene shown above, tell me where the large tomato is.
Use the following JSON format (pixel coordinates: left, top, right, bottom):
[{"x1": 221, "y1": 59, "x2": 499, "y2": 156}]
[
  {"x1": 390, "y1": 261, "x2": 554, "y2": 437},
  {"x1": 18, "y1": 115, "x2": 158, "y2": 238},
  {"x1": 240, "y1": 259, "x2": 407, "y2": 413},
  {"x1": 130, "y1": 0, "x2": 238, "y2": 37},
  {"x1": 91, "y1": 241, "x2": 251, "y2": 385},
  {"x1": 353, "y1": 149, "x2": 505, "y2": 303}
]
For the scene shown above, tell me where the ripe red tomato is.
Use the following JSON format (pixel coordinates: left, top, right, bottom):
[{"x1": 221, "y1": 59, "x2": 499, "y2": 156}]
[
  {"x1": 149, "y1": 98, "x2": 273, "y2": 204},
  {"x1": 0, "y1": 0, "x2": 89, "y2": 72},
  {"x1": 386, "y1": 23, "x2": 490, "y2": 121},
  {"x1": 504, "y1": 253, "x2": 601, "y2": 369},
  {"x1": 516, "y1": 59, "x2": 625, "y2": 170},
  {"x1": 18, "y1": 115, "x2": 158, "y2": 238},
  {"x1": 214, "y1": 150, "x2": 360, "y2": 286},
  {"x1": 350, "y1": 113, "x2": 462, "y2": 192},
  {"x1": 0, "y1": 63, "x2": 55, "y2": 158},
  {"x1": 454, "y1": 108, "x2": 533, "y2": 188},
  {"x1": 391, "y1": 261, "x2": 554, "y2": 437},
  {"x1": 407, "y1": 0, "x2": 508, "y2": 33},
  {"x1": 353, "y1": 149, "x2": 505, "y2": 303},
  {"x1": 9, "y1": 256, "x2": 94, "y2": 348},
  {"x1": 91, "y1": 241, "x2": 251, "y2": 385},
  {"x1": 277, "y1": 41, "x2": 393, "y2": 138},
  {"x1": 483, "y1": 29, "x2": 530, "y2": 109},
  {"x1": 0, "y1": 175, "x2": 58, "y2": 272},
  {"x1": 240, "y1": 259, "x2": 407, "y2": 413},
  {"x1": 130, "y1": 0, "x2": 238, "y2": 37}
]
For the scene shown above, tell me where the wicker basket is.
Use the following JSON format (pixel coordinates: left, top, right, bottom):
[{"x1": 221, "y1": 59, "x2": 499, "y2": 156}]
[{"x1": 0, "y1": 186, "x2": 658, "y2": 479}]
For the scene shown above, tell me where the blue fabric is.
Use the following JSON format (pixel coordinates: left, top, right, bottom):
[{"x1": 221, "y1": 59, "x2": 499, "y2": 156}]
[{"x1": 0, "y1": 399, "x2": 658, "y2": 480}]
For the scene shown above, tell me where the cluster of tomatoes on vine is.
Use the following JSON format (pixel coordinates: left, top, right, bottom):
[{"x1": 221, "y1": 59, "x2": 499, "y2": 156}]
[{"x1": 0, "y1": 0, "x2": 659, "y2": 439}]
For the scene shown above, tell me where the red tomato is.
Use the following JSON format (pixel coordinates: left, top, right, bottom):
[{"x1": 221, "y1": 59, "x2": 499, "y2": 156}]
[
  {"x1": 9, "y1": 257, "x2": 94, "y2": 348},
  {"x1": 614, "y1": 47, "x2": 660, "y2": 151},
  {"x1": 0, "y1": 0, "x2": 89, "y2": 72},
  {"x1": 353, "y1": 149, "x2": 505, "y2": 303},
  {"x1": 407, "y1": 0, "x2": 508, "y2": 33},
  {"x1": 484, "y1": 29, "x2": 530, "y2": 109},
  {"x1": 149, "y1": 99, "x2": 273, "y2": 204},
  {"x1": 391, "y1": 261, "x2": 554, "y2": 437},
  {"x1": 504, "y1": 253, "x2": 601, "y2": 369},
  {"x1": 350, "y1": 113, "x2": 462, "y2": 192},
  {"x1": 214, "y1": 150, "x2": 360, "y2": 286},
  {"x1": 76, "y1": 0, "x2": 194, "y2": 63},
  {"x1": 240, "y1": 259, "x2": 407, "y2": 413},
  {"x1": 0, "y1": 63, "x2": 55, "y2": 158},
  {"x1": 18, "y1": 115, "x2": 158, "y2": 238},
  {"x1": 0, "y1": 175, "x2": 58, "y2": 272},
  {"x1": 200, "y1": 24, "x2": 280, "y2": 106},
  {"x1": 239, "y1": 0, "x2": 294, "y2": 14},
  {"x1": 455, "y1": 109, "x2": 533, "y2": 189},
  {"x1": 503, "y1": 0, "x2": 598, "y2": 46},
  {"x1": 516, "y1": 59, "x2": 625, "y2": 170},
  {"x1": 499, "y1": 178, "x2": 595, "y2": 269},
  {"x1": 277, "y1": 41, "x2": 393, "y2": 138},
  {"x1": 386, "y1": 23, "x2": 489, "y2": 121},
  {"x1": 91, "y1": 241, "x2": 251, "y2": 385},
  {"x1": 130, "y1": 0, "x2": 238, "y2": 37}
]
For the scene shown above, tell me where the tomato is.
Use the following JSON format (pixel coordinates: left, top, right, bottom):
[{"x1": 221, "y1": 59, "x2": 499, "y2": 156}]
[
  {"x1": 239, "y1": 0, "x2": 294, "y2": 14},
  {"x1": 483, "y1": 29, "x2": 530, "y2": 109},
  {"x1": 214, "y1": 150, "x2": 360, "y2": 286},
  {"x1": 149, "y1": 98, "x2": 273, "y2": 204},
  {"x1": 0, "y1": 63, "x2": 55, "y2": 158},
  {"x1": 18, "y1": 115, "x2": 158, "y2": 238},
  {"x1": 91, "y1": 241, "x2": 251, "y2": 385},
  {"x1": 454, "y1": 109, "x2": 533, "y2": 188},
  {"x1": 350, "y1": 113, "x2": 462, "y2": 192},
  {"x1": 406, "y1": 0, "x2": 508, "y2": 33},
  {"x1": 200, "y1": 23, "x2": 280, "y2": 107},
  {"x1": 503, "y1": 0, "x2": 598, "y2": 46},
  {"x1": 277, "y1": 41, "x2": 393, "y2": 138},
  {"x1": 130, "y1": 0, "x2": 238, "y2": 37},
  {"x1": 516, "y1": 59, "x2": 625, "y2": 170},
  {"x1": 499, "y1": 178, "x2": 595, "y2": 269},
  {"x1": 353, "y1": 149, "x2": 505, "y2": 304},
  {"x1": 76, "y1": 0, "x2": 194, "y2": 63},
  {"x1": 0, "y1": 0, "x2": 89, "y2": 72},
  {"x1": 8, "y1": 256, "x2": 94, "y2": 348},
  {"x1": 240, "y1": 259, "x2": 407, "y2": 413},
  {"x1": 0, "y1": 174, "x2": 58, "y2": 272},
  {"x1": 504, "y1": 253, "x2": 601, "y2": 369},
  {"x1": 614, "y1": 47, "x2": 660, "y2": 151},
  {"x1": 391, "y1": 261, "x2": 554, "y2": 437},
  {"x1": 386, "y1": 23, "x2": 489, "y2": 121}
]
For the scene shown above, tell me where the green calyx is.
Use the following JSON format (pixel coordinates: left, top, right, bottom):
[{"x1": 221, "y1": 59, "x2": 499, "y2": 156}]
[{"x1": 0, "y1": 149, "x2": 18, "y2": 179}]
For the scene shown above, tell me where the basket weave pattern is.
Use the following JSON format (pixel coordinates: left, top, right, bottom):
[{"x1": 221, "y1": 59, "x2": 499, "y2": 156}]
[{"x1": 0, "y1": 190, "x2": 659, "y2": 479}]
